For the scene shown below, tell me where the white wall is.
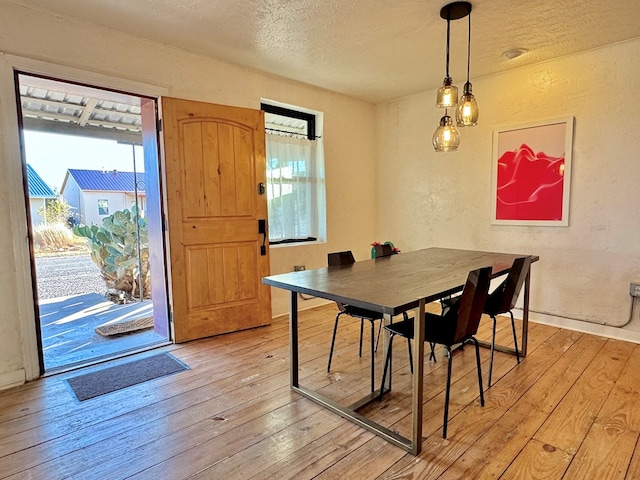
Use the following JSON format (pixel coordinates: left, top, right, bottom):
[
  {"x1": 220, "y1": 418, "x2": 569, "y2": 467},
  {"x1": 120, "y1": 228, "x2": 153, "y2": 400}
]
[
  {"x1": 0, "y1": 3, "x2": 377, "y2": 387},
  {"x1": 83, "y1": 192, "x2": 128, "y2": 227},
  {"x1": 375, "y1": 39, "x2": 640, "y2": 340},
  {"x1": 61, "y1": 176, "x2": 81, "y2": 222},
  {"x1": 29, "y1": 198, "x2": 45, "y2": 224}
]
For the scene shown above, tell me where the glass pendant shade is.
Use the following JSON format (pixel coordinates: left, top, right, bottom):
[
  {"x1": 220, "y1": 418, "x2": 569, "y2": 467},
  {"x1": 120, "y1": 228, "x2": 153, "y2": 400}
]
[
  {"x1": 456, "y1": 82, "x2": 479, "y2": 126},
  {"x1": 436, "y1": 77, "x2": 458, "y2": 108},
  {"x1": 432, "y1": 113, "x2": 460, "y2": 152}
]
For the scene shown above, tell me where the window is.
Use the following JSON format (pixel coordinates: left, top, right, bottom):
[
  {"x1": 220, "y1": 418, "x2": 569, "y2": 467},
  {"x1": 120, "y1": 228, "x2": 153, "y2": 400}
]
[
  {"x1": 262, "y1": 102, "x2": 326, "y2": 244},
  {"x1": 97, "y1": 199, "x2": 109, "y2": 215}
]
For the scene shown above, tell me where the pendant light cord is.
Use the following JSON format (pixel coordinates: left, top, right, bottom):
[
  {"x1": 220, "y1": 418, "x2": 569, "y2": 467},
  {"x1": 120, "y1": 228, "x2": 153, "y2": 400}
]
[
  {"x1": 445, "y1": 11, "x2": 451, "y2": 78},
  {"x1": 466, "y1": 12, "x2": 471, "y2": 83}
]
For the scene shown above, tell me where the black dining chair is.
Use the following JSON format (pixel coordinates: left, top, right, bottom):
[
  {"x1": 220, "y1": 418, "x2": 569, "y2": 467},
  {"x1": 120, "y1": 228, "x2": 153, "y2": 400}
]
[
  {"x1": 326, "y1": 249, "x2": 394, "y2": 392},
  {"x1": 483, "y1": 256, "x2": 532, "y2": 387},
  {"x1": 379, "y1": 266, "x2": 492, "y2": 439},
  {"x1": 373, "y1": 243, "x2": 394, "y2": 257}
]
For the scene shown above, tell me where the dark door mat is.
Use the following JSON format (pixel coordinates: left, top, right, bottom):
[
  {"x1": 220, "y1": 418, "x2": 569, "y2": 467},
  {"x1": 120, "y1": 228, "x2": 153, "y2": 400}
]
[{"x1": 66, "y1": 353, "x2": 188, "y2": 401}]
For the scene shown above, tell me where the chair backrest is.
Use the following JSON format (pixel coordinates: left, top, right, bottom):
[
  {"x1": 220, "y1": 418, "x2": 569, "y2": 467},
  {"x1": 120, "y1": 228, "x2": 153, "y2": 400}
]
[
  {"x1": 327, "y1": 250, "x2": 356, "y2": 267},
  {"x1": 327, "y1": 251, "x2": 355, "y2": 311},
  {"x1": 373, "y1": 244, "x2": 394, "y2": 258},
  {"x1": 452, "y1": 266, "x2": 492, "y2": 342},
  {"x1": 496, "y1": 256, "x2": 532, "y2": 313}
]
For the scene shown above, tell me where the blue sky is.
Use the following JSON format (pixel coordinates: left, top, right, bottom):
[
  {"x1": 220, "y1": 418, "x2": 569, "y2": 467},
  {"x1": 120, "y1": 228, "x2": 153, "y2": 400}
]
[{"x1": 23, "y1": 131, "x2": 144, "y2": 192}]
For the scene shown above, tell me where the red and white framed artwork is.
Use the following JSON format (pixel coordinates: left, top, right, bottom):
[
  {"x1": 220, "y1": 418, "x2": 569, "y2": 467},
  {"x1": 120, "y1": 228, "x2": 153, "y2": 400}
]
[{"x1": 491, "y1": 116, "x2": 574, "y2": 226}]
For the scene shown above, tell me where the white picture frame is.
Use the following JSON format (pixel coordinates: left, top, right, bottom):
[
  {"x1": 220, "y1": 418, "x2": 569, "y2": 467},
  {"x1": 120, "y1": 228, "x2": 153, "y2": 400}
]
[{"x1": 491, "y1": 116, "x2": 574, "y2": 226}]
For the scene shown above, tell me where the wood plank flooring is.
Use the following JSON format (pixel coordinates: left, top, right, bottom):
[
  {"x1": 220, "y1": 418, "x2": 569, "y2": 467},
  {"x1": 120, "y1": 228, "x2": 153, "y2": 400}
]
[{"x1": 1, "y1": 303, "x2": 639, "y2": 479}]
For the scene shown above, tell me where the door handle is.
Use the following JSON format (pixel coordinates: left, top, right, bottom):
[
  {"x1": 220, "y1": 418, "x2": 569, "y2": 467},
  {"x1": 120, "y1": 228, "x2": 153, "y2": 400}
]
[{"x1": 258, "y1": 219, "x2": 267, "y2": 256}]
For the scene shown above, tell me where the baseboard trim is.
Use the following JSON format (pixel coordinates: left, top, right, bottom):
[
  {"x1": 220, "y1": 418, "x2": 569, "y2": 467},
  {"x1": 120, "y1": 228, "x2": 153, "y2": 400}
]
[
  {"x1": 272, "y1": 299, "x2": 333, "y2": 322},
  {"x1": 271, "y1": 303, "x2": 640, "y2": 345},
  {"x1": 515, "y1": 309, "x2": 640, "y2": 345},
  {"x1": 0, "y1": 368, "x2": 26, "y2": 391}
]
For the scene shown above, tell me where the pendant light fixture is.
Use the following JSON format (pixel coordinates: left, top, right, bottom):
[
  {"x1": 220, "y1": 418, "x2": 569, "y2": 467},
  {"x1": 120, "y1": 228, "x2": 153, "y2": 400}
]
[
  {"x1": 432, "y1": 109, "x2": 460, "y2": 152},
  {"x1": 456, "y1": 4, "x2": 479, "y2": 126},
  {"x1": 432, "y1": 1, "x2": 475, "y2": 152}
]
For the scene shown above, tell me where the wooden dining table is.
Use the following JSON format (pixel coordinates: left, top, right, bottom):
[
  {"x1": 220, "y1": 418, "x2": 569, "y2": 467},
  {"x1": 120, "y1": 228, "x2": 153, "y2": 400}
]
[{"x1": 262, "y1": 247, "x2": 539, "y2": 455}]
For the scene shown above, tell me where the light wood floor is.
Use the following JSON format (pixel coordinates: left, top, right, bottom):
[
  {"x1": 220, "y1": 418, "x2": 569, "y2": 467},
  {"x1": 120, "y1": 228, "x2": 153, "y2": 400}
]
[{"x1": 2, "y1": 303, "x2": 640, "y2": 479}]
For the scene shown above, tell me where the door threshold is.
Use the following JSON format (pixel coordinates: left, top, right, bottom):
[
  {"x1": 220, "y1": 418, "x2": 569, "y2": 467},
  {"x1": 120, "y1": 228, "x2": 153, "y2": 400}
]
[{"x1": 43, "y1": 340, "x2": 172, "y2": 377}]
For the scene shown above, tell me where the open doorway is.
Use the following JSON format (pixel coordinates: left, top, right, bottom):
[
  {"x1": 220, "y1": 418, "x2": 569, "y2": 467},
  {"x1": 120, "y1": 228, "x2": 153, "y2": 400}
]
[{"x1": 16, "y1": 73, "x2": 171, "y2": 374}]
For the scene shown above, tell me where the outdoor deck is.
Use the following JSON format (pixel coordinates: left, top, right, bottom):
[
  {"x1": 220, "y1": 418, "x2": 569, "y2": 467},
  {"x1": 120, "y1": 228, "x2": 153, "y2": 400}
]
[{"x1": 40, "y1": 292, "x2": 167, "y2": 372}]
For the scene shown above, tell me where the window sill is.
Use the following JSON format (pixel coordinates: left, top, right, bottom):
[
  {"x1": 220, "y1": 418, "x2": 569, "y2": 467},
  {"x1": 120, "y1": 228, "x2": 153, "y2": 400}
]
[{"x1": 269, "y1": 239, "x2": 325, "y2": 249}]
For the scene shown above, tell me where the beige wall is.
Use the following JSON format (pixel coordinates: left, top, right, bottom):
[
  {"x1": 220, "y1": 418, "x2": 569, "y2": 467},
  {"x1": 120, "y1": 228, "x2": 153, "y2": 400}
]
[
  {"x1": 0, "y1": 3, "x2": 377, "y2": 388},
  {"x1": 375, "y1": 38, "x2": 640, "y2": 340}
]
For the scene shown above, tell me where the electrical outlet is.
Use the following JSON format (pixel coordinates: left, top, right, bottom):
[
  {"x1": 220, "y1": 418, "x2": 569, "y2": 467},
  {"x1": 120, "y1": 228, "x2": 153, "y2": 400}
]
[
  {"x1": 631, "y1": 283, "x2": 640, "y2": 297},
  {"x1": 294, "y1": 265, "x2": 306, "y2": 272}
]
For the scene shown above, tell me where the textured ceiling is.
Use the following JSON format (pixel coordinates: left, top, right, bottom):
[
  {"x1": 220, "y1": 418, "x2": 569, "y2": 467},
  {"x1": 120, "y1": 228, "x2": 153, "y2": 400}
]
[{"x1": 9, "y1": 0, "x2": 640, "y2": 103}]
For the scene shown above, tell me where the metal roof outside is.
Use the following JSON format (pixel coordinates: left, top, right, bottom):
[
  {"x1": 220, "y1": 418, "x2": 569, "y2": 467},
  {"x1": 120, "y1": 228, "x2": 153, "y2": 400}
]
[
  {"x1": 66, "y1": 169, "x2": 146, "y2": 193},
  {"x1": 26, "y1": 164, "x2": 56, "y2": 198}
]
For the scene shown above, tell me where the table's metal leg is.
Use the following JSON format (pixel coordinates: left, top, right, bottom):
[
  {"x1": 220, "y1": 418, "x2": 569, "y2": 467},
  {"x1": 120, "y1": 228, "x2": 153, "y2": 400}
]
[
  {"x1": 382, "y1": 313, "x2": 392, "y2": 392},
  {"x1": 290, "y1": 291, "x2": 299, "y2": 387},
  {"x1": 521, "y1": 268, "x2": 531, "y2": 358},
  {"x1": 293, "y1": 385, "x2": 417, "y2": 451},
  {"x1": 288, "y1": 292, "x2": 422, "y2": 455},
  {"x1": 370, "y1": 320, "x2": 375, "y2": 392},
  {"x1": 411, "y1": 299, "x2": 425, "y2": 455}
]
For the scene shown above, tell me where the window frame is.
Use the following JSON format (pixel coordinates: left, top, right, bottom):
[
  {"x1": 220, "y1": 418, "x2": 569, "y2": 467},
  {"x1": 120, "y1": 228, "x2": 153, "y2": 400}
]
[
  {"x1": 97, "y1": 199, "x2": 109, "y2": 215},
  {"x1": 260, "y1": 103, "x2": 316, "y2": 140},
  {"x1": 261, "y1": 102, "x2": 324, "y2": 245}
]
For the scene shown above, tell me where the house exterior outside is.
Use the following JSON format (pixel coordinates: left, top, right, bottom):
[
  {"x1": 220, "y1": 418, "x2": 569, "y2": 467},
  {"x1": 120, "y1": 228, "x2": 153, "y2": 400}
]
[
  {"x1": 61, "y1": 169, "x2": 146, "y2": 227},
  {"x1": 26, "y1": 164, "x2": 56, "y2": 224}
]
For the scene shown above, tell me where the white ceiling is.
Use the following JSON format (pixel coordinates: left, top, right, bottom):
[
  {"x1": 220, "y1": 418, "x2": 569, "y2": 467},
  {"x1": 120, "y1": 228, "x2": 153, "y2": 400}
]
[{"x1": 10, "y1": 0, "x2": 640, "y2": 103}]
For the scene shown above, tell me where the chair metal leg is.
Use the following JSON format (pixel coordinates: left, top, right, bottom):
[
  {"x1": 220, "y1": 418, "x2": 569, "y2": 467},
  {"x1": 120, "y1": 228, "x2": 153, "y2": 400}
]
[
  {"x1": 488, "y1": 315, "x2": 497, "y2": 387},
  {"x1": 443, "y1": 346, "x2": 453, "y2": 439},
  {"x1": 471, "y1": 337, "x2": 485, "y2": 407},
  {"x1": 327, "y1": 312, "x2": 343, "y2": 372},
  {"x1": 407, "y1": 338, "x2": 413, "y2": 374},
  {"x1": 379, "y1": 334, "x2": 395, "y2": 400},
  {"x1": 429, "y1": 342, "x2": 437, "y2": 362},
  {"x1": 487, "y1": 311, "x2": 520, "y2": 387},
  {"x1": 359, "y1": 319, "x2": 365, "y2": 357},
  {"x1": 509, "y1": 310, "x2": 521, "y2": 364}
]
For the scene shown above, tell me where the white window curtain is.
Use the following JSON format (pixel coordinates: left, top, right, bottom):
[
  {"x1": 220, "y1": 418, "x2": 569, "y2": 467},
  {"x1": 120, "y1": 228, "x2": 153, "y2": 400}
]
[{"x1": 265, "y1": 134, "x2": 325, "y2": 243}]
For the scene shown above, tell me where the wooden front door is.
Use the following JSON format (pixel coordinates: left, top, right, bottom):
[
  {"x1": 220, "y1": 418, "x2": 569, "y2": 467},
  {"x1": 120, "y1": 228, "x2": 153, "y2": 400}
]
[{"x1": 160, "y1": 97, "x2": 271, "y2": 342}]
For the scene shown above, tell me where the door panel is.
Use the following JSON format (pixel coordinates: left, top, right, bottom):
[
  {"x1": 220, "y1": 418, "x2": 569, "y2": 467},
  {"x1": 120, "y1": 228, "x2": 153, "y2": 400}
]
[
  {"x1": 161, "y1": 97, "x2": 271, "y2": 342},
  {"x1": 185, "y1": 243, "x2": 258, "y2": 308}
]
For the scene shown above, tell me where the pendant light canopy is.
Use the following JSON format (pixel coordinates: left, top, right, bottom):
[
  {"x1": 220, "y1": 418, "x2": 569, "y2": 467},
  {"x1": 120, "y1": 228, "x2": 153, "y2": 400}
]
[{"x1": 433, "y1": 1, "x2": 478, "y2": 152}]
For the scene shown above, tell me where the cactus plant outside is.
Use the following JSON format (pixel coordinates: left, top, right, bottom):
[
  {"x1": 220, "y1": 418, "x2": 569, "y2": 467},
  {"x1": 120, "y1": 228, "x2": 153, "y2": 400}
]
[{"x1": 73, "y1": 206, "x2": 150, "y2": 299}]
